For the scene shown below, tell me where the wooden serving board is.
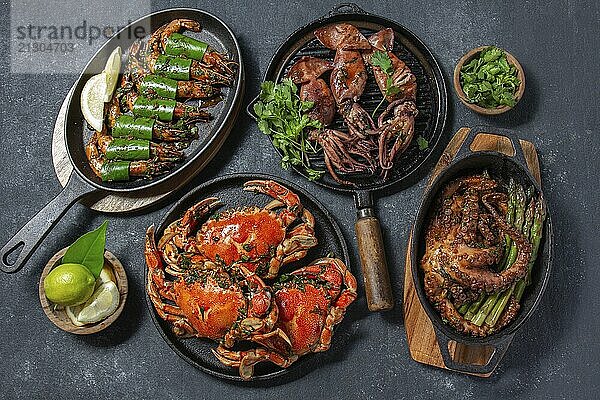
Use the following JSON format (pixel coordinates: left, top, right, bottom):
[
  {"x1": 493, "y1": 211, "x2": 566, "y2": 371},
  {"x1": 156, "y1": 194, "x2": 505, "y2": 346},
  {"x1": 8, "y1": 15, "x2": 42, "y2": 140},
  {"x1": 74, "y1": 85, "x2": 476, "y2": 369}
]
[
  {"x1": 403, "y1": 127, "x2": 541, "y2": 377},
  {"x1": 52, "y1": 87, "x2": 171, "y2": 212}
]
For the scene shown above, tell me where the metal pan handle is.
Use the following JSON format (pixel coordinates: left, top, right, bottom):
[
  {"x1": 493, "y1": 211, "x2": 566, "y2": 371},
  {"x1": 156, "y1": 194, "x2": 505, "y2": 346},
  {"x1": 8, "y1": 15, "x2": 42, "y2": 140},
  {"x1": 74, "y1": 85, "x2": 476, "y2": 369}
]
[
  {"x1": 354, "y1": 191, "x2": 394, "y2": 311},
  {"x1": 434, "y1": 325, "x2": 515, "y2": 375},
  {"x1": 455, "y1": 126, "x2": 528, "y2": 167},
  {"x1": 328, "y1": 3, "x2": 368, "y2": 16},
  {"x1": 0, "y1": 172, "x2": 99, "y2": 273}
]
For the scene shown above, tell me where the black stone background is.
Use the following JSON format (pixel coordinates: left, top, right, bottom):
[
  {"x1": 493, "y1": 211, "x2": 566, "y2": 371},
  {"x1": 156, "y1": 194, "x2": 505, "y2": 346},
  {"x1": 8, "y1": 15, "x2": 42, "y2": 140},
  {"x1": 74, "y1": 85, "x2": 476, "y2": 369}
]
[{"x1": 0, "y1": 0, "x2": 598, "y2": 399}]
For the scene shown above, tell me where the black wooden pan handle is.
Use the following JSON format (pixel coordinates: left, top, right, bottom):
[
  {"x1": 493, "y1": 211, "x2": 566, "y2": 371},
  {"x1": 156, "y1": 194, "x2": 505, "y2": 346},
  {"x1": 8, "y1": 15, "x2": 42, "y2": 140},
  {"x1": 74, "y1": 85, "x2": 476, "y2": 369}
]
[
  {"x1": 434, "y1": 325, "x2": 515, "y2": 375},
  {"x1": 354, "y1": 191, "x2": 394, "y2": 311},
  {"x1": 0, "y1": 172, "x2": 98, "y2": 273}
]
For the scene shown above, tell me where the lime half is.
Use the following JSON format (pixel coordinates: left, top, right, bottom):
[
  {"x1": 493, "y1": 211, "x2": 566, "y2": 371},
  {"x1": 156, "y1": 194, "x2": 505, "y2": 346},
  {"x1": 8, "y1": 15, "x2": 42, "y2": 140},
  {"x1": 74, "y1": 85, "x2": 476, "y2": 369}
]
[
  {"x1": 81, "y1": 72, "x2": 107, "y2": 131},
  {"x1": 103, "y1": 47, "x2": 122, "y2": 102},
  {"x1": 77, "y1": 281, "x2": 120, "y2": 324},
  {"x1": 44, "y1": 263, "x2": 96, "y2": 306}
]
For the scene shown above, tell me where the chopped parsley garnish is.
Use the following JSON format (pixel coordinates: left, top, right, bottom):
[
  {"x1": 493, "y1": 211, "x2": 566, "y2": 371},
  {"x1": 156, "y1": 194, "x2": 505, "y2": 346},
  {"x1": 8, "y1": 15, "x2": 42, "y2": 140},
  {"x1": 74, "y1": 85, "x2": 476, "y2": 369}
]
[{"x1": 460, "y1": 46, "x2": 521, "y2": 108}]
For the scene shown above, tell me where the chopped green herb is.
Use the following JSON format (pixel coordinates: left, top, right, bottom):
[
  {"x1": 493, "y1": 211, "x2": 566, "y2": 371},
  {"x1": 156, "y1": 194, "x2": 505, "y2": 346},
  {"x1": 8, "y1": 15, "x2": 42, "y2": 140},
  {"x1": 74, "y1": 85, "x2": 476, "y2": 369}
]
[
  {"x1": 254, "y1": 79, "x2": 325, "y2": 181},
  {"x1": 460, "y1": 46, "x2": 521, "y2": 108},
  {"x1": 417, "y1": 135, "x2": 429, "y2": 150},
  {"x1": 242, "y1": 244, "x2": 253, "y2": 252}
]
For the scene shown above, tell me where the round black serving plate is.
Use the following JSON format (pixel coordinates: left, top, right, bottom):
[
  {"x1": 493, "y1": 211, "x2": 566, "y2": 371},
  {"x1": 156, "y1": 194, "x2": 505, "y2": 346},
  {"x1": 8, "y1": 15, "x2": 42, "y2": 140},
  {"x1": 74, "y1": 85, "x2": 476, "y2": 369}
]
[{"x1": 145, "y1": 173, "x2": 351, "y2": 381}]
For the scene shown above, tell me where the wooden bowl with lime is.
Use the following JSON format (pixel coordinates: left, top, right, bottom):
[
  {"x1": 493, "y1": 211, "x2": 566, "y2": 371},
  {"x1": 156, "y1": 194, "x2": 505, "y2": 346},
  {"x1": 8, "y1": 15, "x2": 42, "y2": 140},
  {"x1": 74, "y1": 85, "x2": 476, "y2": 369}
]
[
  {"x1": 454, "y1": 46, "x2": 525, "y2": 115},
  {"x1": 38, "y1": 223, "x2": 128, "y2": 334}
]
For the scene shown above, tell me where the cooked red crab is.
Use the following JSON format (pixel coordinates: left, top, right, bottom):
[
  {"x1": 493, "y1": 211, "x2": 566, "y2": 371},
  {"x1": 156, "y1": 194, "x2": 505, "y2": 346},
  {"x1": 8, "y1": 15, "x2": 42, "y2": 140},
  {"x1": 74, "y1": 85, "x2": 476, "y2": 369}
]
[
  {"x1": 214, "y1": 257, "x2": 357, "y2": 380},
  {"x1": 159, "y1": 180, "x2": 317, "y2": 278},
  {"x1": 145, "y1": 225, "x2": 287, "y2": 349}
]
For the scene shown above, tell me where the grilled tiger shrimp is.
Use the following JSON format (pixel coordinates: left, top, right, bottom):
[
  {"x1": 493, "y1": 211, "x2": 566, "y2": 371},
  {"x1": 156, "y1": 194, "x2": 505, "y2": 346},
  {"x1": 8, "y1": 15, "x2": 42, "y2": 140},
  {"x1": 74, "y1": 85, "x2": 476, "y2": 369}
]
[
  {"x1": 145, "y1": 226, "x2": 287, "y2": 349},
  {"x1": 106, "y1": 87, "x2": 199, "y2": 143},
  {"x1": 122, "y1": 91, "x2": 211, "y2": 123},
  {"x1": 158, "y1": 180, "x2": 318, "y2": 279},
  {"x1": 85, "y1": 130, "x2": 174, "y2": 181},
  {"x1": 214, "y1": 257, "x2": 357, "y2": 380},
  {"x1": 147, "y1": 18, "x2": 237, "y2": 80},
  {"x1": 95, "y1": 131, "x2": 185, "y2": 162},
  {"x1": 125, "y1": 39, "x2": 223, "y2": 99}
]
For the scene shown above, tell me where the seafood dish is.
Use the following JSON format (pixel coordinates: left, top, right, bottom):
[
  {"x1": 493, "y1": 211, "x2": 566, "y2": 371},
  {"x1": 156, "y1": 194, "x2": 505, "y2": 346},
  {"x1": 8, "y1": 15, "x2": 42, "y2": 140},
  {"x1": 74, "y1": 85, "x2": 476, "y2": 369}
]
[
  {"x1": 420, "y1": 173, "x2": 546, "y2": 337},
  {"x1": 86, "y1": 19, "x2": 238, "y2": 182},
  {"x1": 286, "y1": 23, "x2": 418, "y2": 184},
  {"x1": 145, "y1": 179, "x2": 357, "y2": 379}
]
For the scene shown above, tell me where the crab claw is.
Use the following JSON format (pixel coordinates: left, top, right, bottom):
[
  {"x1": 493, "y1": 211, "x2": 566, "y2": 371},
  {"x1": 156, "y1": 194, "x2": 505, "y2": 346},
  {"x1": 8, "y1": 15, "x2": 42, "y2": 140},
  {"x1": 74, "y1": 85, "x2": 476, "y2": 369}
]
[
  {"x1": 213, "y1": 329, "x2": 297, "y2": 380},
  {"x1": 243, "y1": 180, "x2": 302, "y2": 224}
]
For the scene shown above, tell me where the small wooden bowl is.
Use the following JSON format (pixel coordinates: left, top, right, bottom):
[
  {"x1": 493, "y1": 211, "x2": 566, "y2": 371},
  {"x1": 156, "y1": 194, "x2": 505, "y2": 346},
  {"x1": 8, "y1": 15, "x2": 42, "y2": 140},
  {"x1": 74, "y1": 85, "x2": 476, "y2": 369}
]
[
  {"x1": 453, "y1": 46, "x2": 525, "y2": 115},
  {"x1": 39, "y1": 248, "x2": 128, "y2": 334}
]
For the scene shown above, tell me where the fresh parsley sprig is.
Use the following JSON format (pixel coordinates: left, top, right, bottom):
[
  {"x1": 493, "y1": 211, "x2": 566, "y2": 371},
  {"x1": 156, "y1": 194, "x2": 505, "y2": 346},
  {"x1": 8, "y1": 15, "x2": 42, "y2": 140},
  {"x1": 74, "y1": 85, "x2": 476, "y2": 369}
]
[
  {"x1": 253, "y1": 79, "x2": 325, "y2": 181},
  {"x1": 371, "y1": 51, "x2": 401, "y2": 117}
]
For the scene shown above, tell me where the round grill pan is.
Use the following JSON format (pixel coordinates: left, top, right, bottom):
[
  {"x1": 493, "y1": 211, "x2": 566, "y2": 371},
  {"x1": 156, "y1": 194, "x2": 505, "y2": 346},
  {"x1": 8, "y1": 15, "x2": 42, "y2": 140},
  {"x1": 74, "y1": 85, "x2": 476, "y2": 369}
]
[
  {"x1": 145, "y1": 173, "x2": 351, "y2": 381},
  {"x1": 248, "y1": 3, "x2": 447, "y2": 311}
]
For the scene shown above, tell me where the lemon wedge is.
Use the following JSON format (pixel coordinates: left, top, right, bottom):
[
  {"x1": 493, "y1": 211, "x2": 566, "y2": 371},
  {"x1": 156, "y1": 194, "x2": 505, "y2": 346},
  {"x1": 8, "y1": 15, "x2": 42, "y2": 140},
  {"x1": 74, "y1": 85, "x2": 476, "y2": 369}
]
[
  {"x1": 76, "y1": 281, "x2": 120, "y2": 324},
  {"x1": 103, "y1": 47, "x2": 122, "y2": 102},
  {"x1": 81, "y1": 72, "x2": 107, "y2": 131}
]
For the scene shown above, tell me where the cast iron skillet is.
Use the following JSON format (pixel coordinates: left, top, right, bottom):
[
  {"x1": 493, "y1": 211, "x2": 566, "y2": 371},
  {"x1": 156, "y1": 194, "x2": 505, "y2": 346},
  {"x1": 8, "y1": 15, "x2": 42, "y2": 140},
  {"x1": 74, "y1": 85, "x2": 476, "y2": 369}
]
[
  {"x1": 0, "y1": 8, "x2": 244, "y2": 274},
  {"x1": 411, "y1": 127, "x2": 553, "y2": 374},
  {"x1": 145, "y1": 173, "x2": 351, "y2": 381},
  {"x1": 247, "y1": 3, "x2": 447, "y2": 311}
]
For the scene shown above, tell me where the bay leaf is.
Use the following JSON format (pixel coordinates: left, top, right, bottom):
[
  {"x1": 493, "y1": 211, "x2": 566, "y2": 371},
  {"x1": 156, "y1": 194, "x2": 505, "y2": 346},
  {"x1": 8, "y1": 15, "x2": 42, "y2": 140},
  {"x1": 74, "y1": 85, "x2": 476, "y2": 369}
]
[{"x1": 62, "y1": 221, "x2": 108, "y2": 278}]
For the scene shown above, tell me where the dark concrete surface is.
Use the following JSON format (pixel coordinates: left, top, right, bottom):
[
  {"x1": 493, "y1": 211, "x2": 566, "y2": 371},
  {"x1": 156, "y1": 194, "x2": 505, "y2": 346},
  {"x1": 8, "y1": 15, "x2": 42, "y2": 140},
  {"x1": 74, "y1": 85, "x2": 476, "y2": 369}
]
[{"x1": 0, "y1": 0, "x2": 598, "y2": 398}]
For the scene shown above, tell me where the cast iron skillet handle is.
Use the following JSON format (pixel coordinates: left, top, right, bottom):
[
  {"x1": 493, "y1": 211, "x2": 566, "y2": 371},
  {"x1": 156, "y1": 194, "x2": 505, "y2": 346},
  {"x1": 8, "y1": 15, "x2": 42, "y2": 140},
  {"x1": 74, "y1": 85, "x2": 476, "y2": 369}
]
[
  {"x1": 434, "y1": 325, "x2": 515, "y2": 375},
  {"x1": 455, "y1": 126, "x2": 528, "y2": 166},
  {"x1": 246, "y1": 94, "x2": 260, "y2": 121},
  {"x1": 354, "y1": 191, "x2": 394, "y2": 311},
  {"x1": 328, "y1": 3, "x2": 368, "y2": 16},
  {"x1": 0, "y1": 171, "x2": 98, "y2": 273}
]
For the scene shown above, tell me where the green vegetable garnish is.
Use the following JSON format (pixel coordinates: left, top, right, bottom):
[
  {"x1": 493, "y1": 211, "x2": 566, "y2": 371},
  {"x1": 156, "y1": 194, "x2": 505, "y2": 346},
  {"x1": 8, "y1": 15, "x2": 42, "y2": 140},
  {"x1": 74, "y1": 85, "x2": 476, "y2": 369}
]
[
  {"x1": 460, "y1": 46, "x2": 521, "y2": 108},
  {"x1": 417, "y1": 135, "x2": 429, "y2": 150},
  {"x1": 62, "y1": 221, "x2": 108, "y2": 279},
  {"x1": 254, "y1": 79, "x2": 325, "y2": 181},
  {"x1": 370, "y1": 51, "x2": 401, "y2": 117}
]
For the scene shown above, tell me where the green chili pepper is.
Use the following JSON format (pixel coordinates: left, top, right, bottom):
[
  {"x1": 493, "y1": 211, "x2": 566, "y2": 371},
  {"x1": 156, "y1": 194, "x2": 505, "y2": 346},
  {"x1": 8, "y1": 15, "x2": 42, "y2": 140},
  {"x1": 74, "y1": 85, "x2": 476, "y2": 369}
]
[
  {"x1": 164, "y1": 32, "x2": 209, "y2": 61},
  {"x1": 101, "y1": 161, "x2": 130, "y2": 182},
  {"x1": 132, "y1": 96, "x2": 176, "y2": 121},
  {"x1": 139, "y1": 75, "x2": 178, "y2": 99},
  {"x1": 112, "y1": 115, "x2": 154, "y2": 140},
  {"x1": 153, "y1": 55, "x2": 192, "y2": 80},
  {"x1": 105, "y1": 138, "x2": 150, "y2": 161}
]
